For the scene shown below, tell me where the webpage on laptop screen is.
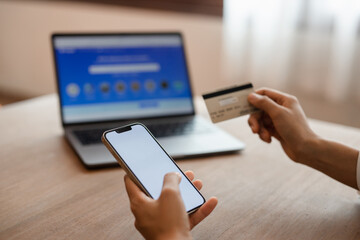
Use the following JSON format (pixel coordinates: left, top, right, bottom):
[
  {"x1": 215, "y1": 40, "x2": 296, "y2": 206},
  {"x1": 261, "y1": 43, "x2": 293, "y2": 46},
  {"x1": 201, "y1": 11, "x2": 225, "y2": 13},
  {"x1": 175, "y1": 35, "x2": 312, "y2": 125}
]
[{"x1": 54, "y1": 35, "x2": 193, "y2": 124}]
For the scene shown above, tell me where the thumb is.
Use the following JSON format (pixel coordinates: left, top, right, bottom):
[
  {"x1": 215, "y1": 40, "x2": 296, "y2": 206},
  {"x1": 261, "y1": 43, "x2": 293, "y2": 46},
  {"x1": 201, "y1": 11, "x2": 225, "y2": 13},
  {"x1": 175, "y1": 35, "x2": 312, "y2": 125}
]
[
  {"x1": 248, "y1": 93, "x2": 282, "y2": 118},
  {"x1": 162, "y1": 172, "x2": 182, "y2": 192}
]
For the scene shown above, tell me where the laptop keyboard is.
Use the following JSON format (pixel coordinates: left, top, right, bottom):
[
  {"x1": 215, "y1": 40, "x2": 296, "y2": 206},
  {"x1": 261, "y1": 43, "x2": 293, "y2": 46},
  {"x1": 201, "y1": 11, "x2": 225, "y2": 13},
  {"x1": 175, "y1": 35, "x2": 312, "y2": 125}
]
[{"x1": 73, "y1": 120, "x2": 205, "y2": 145}]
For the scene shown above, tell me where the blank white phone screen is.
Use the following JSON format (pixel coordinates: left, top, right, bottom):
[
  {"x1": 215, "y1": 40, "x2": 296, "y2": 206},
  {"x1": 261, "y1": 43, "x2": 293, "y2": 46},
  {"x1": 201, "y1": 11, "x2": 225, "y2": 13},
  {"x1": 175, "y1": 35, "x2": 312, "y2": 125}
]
[{"x1": 106, "y1": 124, "x2": 205, "y2": 212}]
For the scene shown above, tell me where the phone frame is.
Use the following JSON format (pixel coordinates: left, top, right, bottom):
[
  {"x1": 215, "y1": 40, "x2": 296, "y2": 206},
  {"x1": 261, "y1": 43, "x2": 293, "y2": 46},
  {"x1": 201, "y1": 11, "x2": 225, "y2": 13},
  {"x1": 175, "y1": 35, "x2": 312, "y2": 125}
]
[{"x1": 101, "y1": 122, "x2": 205, "y2": 214}]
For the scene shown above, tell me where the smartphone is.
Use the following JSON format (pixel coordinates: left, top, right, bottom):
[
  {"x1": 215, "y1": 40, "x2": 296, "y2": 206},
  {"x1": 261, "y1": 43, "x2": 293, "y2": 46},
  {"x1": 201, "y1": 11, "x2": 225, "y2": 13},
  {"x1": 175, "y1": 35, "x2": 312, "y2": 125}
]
[{"x1": 102, "y1": 123, "x2": 205, "y2": 213}]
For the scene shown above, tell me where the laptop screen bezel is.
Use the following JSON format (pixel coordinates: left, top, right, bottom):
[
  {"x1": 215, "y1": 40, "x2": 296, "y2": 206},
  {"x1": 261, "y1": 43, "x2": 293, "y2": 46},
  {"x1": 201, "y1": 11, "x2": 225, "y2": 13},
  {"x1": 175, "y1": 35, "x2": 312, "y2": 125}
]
[{"x1": 51, "y1": 32, "x2": 196, "y2": 127}]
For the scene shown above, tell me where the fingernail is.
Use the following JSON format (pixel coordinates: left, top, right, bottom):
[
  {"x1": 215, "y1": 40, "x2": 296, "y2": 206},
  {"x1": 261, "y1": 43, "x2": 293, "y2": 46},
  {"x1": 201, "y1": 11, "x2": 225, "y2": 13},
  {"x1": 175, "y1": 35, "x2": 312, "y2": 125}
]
[
  {"x1": 248, "y1": 93, "x2": 256, "y2": 102},
  {"x1": 249, "y1": 93, "x2": 260, "y2": 100}
]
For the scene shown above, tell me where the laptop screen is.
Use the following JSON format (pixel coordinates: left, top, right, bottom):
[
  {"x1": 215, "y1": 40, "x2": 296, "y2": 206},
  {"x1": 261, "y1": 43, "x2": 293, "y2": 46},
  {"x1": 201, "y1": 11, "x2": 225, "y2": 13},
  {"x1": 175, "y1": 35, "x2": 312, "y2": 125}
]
[{"x1": 53, "y1": 34, "x2": 194, "y2": 124}]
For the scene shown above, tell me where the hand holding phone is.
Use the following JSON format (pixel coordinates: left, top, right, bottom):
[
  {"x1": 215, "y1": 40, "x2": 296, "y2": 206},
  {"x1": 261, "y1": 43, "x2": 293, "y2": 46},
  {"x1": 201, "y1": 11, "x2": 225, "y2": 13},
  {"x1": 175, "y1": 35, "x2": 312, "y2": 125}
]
[
  {"x1": 124, "y1": 170, "x2": 218, "y2": 240},
  {"x1": 102, "y1": 123, "x2": 205, "y2": 213}
]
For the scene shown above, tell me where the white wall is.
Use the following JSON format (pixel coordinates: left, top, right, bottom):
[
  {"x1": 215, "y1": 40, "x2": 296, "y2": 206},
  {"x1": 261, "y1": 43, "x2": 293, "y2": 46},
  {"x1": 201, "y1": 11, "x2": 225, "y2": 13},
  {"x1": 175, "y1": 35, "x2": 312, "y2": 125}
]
[{"x1": 0, "y1": 1, "x2": 223, "y2": 97}]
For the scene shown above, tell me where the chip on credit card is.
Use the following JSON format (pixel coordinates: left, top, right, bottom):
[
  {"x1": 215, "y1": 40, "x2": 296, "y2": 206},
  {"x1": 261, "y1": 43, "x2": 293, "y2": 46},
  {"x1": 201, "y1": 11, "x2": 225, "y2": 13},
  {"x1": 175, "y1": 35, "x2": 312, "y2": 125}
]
[{"x1": 202, "y1": 83, "x2": 258, "y2": 123}]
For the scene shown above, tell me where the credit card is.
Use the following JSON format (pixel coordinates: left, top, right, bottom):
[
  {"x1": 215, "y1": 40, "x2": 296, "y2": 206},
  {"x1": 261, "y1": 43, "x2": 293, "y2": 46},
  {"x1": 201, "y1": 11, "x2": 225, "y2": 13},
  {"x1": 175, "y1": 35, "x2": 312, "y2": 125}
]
[{"x1": 202, "y1": 83, "x2": 258, "y2": 123}]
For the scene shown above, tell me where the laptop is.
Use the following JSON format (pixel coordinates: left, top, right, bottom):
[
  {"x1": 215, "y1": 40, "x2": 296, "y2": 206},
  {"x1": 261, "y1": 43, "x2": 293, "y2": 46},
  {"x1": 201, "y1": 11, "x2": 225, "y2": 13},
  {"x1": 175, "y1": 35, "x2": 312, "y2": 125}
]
[{"x1": 52, "y1": 33, "x2": 244, "y2": 168}]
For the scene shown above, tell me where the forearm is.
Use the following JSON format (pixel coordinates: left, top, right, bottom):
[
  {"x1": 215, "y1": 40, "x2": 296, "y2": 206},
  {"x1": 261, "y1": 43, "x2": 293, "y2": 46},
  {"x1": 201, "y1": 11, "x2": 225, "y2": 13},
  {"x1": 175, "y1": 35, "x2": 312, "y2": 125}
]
[{"x1": 300, "y1": 137, "x2": 359, "y2": 189}]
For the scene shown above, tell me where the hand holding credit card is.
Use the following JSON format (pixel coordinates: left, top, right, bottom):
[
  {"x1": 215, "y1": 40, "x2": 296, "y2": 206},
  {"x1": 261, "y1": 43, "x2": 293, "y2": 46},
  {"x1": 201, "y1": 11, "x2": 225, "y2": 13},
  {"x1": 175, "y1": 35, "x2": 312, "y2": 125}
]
[{"x1": 202, "y1": 83, "x2": 258, "y2": 123}]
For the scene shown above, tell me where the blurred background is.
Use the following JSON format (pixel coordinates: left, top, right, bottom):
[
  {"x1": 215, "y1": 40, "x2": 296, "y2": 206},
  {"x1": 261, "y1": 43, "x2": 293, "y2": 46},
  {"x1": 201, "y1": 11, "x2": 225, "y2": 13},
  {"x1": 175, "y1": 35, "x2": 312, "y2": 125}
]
[{"x1": 0, "y1": 0, "x2": 359, "y2": 127}]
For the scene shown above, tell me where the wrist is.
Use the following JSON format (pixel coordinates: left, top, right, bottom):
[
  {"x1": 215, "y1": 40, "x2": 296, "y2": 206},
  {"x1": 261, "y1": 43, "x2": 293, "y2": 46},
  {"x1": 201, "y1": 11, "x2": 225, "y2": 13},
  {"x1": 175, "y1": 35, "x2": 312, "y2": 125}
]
[
  {"x1": 156, "y1": 230, "x2": 192, "y2": 240},
  {"x1": 296, "y1": 135, "x2": 324, "y2": 166}
]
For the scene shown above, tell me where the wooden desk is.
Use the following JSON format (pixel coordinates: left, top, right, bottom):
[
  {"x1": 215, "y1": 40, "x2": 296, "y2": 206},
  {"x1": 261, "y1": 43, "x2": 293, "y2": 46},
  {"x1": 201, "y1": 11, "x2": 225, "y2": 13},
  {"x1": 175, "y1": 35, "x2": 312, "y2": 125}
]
[{"x1": 1, "y1": 95, "x2": 359, "y2": 239}]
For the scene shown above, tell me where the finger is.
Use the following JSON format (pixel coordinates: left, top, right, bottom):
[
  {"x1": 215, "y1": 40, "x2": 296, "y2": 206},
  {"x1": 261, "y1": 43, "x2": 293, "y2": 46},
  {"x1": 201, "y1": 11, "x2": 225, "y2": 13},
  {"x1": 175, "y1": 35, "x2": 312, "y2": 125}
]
[
  {"x1": 258, "y1": 118, "x2": 272, "y2": 143},
  {"x1": 190, "y1": 197, "x2": 218, "y2": 229},
  {"x1": 162, "y1": 172, "x2": 181, "y2": 192},
  {"x1": 192, "y1": 179, "x2": 203, "y2": 191},
  {"x1": 255, "y1": 88, "x2": 291, "y2": 105},
  {"x1": 248, "y1": 111, "x2": 262, "y2": 133},
  {"x1": 248, "y1": 93, "x2": 283, "y2": 119},
  {"x1": 184, "y1": 170, "x2": 194, "y2": 181},
  {"x1": 262, "y1": 113, "x2": 273, "y2": 128},
  {"x1": 265, "y1": 122, "x2": 279, "y2": 141},
  {"x1": 259, "y1": 127, "x2": 272, "y2": 143},
  {"x1": 124, "y1": 175, "x2": 148, "y2": 203},
  {"x1": 185, "y1": 171, "x2": 202, "y2": 190}
]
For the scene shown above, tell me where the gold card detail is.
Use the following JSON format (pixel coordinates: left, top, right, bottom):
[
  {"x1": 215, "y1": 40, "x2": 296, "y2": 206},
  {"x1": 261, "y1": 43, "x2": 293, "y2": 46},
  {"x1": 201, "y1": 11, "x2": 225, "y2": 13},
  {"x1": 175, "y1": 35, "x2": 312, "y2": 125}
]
[{"x1": 202, "y1": 83, "x2": 258, "y2": 123}]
